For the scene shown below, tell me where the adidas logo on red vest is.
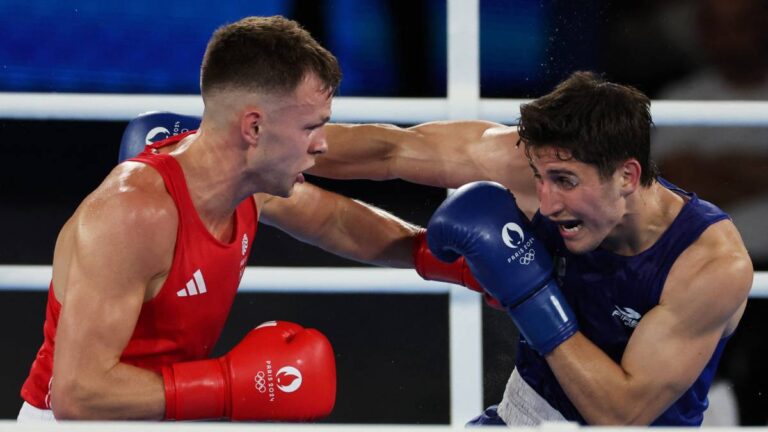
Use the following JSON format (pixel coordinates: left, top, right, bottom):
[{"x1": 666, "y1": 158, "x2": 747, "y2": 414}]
[{"x1": 177, "y1": 269, "x2": 207, "y2": 297}]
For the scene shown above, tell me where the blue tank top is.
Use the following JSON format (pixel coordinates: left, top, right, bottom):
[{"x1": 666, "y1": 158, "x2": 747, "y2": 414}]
[{"x1": 516, "y1": 179, "x2": 731, "y2": 426}]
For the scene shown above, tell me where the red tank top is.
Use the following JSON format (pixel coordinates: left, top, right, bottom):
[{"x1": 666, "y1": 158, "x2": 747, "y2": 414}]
[{"x1": 21, "y1": 134, "x2": 259, "y2": 409}]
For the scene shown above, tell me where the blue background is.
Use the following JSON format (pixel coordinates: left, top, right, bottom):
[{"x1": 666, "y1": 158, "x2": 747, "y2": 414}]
[{"x1": 0, "y1": 0, "x2": 603, "y2": 97}]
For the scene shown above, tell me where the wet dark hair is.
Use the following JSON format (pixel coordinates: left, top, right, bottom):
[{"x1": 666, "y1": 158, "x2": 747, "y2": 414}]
[
  {"x1": 518, "y1": 71, "x2": 658, "y2": 186},
  {"x1": 201, "y1": 16, "x2": 341, "y2": 99}
]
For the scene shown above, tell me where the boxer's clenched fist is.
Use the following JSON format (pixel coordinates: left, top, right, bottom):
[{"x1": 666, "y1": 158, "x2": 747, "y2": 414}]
[{"x1": 162, "y1": 321, "x2": 336, "y2": 421}]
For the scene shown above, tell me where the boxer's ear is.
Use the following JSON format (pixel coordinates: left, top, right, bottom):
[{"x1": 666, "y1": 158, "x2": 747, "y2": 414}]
[
  {"x1": 242, "y1": 110, "x2": 262, "y2": 147},
  {"x1": 618, "y1": 158, "x2": 641, "y2": 197}
]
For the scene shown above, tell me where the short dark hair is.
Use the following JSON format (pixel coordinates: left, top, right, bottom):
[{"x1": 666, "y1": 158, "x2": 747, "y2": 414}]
[
  {"x1": 201, "y1": 16, "x2": 341, "y2": 99},
  {"x1": 518, "y1": 71, "x2": 658, "y2": 186}
]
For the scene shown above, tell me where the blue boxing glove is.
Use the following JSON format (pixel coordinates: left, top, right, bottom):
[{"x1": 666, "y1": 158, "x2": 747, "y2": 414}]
[
  {"x1": 427, "y1": 181, "x2": 577, "y2": 355},
  {"x1": 119, "y1": 111, "x2": 201, "y2": 162}
]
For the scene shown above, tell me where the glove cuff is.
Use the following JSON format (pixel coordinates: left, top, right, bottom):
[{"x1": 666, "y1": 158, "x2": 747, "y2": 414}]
[
  {"x1": 414, "y1": 230, "x2": 467, "y2": 284},
  {"x1": 507, "y1": 280, "x2": 578, "y2": 355},
  {"x1": 162, "y1": 359, "x2": 228, "y2": 420}
]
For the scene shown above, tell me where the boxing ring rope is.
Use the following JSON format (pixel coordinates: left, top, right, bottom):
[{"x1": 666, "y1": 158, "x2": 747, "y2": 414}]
[
  {"x1": 0, "y1": 419, "x2": 764, "y2": 432},
  {"x1": 0, "y1": 423, "x2": 764, "y2": 432},
  {"x1": 2, "y1": 266, "x2": 767, "y2": 297},
  {"x1": 4, "y1": 93, "x2": 768, "y2": 126},
  {"x1": 0, "y1": 420, "x2": 570, "y2": 431},
  {"x1": 0, "y1": 422, "x2": 466, "y2": 432},
  {"x1": 5, "y1": 423, "x2": 750, "y2": 432}
]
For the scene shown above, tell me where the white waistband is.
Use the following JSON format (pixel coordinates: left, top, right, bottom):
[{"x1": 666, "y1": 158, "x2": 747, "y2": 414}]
[
  {"x1": 497, "y1": 368, "x2": 568, "y2": 426},
  {"x1": 17, "y1": 401, "x2": 56, "y2": 423}
]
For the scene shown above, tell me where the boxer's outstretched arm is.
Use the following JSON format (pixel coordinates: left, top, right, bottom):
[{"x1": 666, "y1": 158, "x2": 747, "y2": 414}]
[
  {"x1": 547, "y1": 221, "x2": 752, "y2": 425},
  {"x1": 314, "y1": 122, "x2": 538, "y2": 215},
  {"x1": 50, "y1": 166, "x2": 175, "y2": 419},
  {"x1": 257, "y1": 182, "x2": 420, "y2": 269}
]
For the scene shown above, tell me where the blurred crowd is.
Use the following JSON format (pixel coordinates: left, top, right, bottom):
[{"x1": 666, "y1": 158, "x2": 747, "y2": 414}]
[
  {"x1": 593, "y1": 0, "x2": 767, "y2": 424},
  {"x1": 613, "y1": 0, "x2": 768, "y2": 270}
]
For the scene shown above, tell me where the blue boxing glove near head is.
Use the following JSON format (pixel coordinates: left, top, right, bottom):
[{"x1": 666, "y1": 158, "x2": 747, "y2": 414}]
[
  {"x1": 427, "y1": 181, "x2": 577, "y2": 355},
  {"x1": 119, "y1": 111, "x2": 202, "y2": 163}
]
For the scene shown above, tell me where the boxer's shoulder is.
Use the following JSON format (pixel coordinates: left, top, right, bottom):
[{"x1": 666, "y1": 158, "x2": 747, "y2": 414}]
[
  {"x1": 661, "y1": 219, "x2": 751, "y2": 338},
  {"x1": 53, "y1": 165, "x2": 177, "y2": 302},
  {"x1": 71, "y1": 164, "x2": 178, "y2": 251},
  {"x1": 97, "y1": 162, "x2": 174, "y2": 211},
  {"x1": 668, "y1": 217, "x2": 750, "y2": 287}
]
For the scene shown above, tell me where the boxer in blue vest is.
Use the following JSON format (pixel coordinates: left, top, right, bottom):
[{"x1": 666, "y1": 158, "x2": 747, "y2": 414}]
[{"x1": 312, "y1": 71, "x2": 753, "y2": 425}]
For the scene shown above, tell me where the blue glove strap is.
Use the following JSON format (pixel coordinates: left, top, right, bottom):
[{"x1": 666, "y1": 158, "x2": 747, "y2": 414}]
[
  {"x1": 507, "y1": 280, "x2": 578, "y2": 355},
  {"x1": 119, "y1": 112, "x2": 201, "y2": 163}
]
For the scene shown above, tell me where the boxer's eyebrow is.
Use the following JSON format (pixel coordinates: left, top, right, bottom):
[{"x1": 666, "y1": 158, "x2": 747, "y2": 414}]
[
  {"x1": 546, "y1": 168, "x2": 577, "y2": 177},
  {"x1": 306, "y1": 116, "x2": 330, "y2": 130}
]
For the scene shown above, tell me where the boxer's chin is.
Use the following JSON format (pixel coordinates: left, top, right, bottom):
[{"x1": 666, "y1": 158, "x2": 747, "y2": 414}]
[{"x1": 562, "y1": 232, "x2": 602, "y2": 255}]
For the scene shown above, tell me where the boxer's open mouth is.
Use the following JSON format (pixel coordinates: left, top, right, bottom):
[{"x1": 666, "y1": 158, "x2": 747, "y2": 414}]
[{"x1": 559, "y1": 220, "x2": 583, "y2": 233}]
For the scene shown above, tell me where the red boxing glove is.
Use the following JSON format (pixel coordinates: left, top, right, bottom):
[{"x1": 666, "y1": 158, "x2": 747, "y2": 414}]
[
  {"x1": 413, "y1": 230, "x2": 503, "y2": 310},
  {"x1": 162, "y1": 321, "x2": 336, "y2": 421}
]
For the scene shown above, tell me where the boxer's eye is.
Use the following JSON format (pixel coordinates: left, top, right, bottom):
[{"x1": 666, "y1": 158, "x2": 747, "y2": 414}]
[{"x1": 556, "y1": 176, "x2": 577, "y2": 189}]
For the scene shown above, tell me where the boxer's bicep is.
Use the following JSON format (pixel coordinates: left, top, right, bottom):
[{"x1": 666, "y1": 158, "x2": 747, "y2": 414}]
[
  {"x1": 611, "y1": 255, "x2": 748, "y2": 423},
  {"x1": 51, "y1": 191, "x2": 174, "y2": 416}
]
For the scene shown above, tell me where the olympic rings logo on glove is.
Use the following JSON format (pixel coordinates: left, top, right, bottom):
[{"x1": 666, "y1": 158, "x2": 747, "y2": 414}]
[
  {"x1": 519, "y1": 249, "x2": 536, "y2": 265},
  {"x1": 254, "y1": 371, "x2": 267, "y2": 393}
]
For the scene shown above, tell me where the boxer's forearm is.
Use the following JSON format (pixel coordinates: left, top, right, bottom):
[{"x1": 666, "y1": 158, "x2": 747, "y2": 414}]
[
  {"x1": 312, "y1": 195, "x2": 420, "y2": 268},
  {"x1": 51, "y1": 362, "x2": 165, "y2": 420},
  {"x1": 260, "y1": 182, "x2": 421, "y2": 269},
  {"x1": 317, "y1": 122, "x2": 506, "y2": 189}
]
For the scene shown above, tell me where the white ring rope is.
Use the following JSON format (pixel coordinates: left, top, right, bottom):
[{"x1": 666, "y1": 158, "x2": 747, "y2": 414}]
[
  {"x1": 0, "y1": 419, "x2": 578, "y2": 431},
  {"x1": 1, "y1": 265, "x2": 767, "y2": 298},
  {"x1": 0, "y1": 265, "x2": 445, "y2": 294},
  {"x1": 3, "y1": 92, "x2": 768, "y2": 126}
]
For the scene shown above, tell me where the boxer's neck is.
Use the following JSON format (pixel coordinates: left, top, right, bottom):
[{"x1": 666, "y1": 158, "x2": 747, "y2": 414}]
[
  {"x1": 602, "y1": 181, "x2": 685, "y2": 256},
  {"x1": 172, "y1": 127, "x2": 247, "y2": 226}
]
